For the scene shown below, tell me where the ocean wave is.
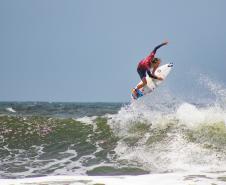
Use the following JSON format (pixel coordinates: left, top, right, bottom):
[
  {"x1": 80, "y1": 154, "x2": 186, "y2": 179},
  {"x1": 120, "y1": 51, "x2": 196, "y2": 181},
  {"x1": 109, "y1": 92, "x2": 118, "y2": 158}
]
[
  {"x1": 1, "y1": 101, "x2": 226, "y2": 177},
  {"x1": 108, "y1": 75, "x2": 226, "y2": 173},
  {"x1": 0, "y1": 115, "x2": 120, "y2": 178},
  {"x1": 0, "y1": 76, "x2": 226, "y2": 178}
]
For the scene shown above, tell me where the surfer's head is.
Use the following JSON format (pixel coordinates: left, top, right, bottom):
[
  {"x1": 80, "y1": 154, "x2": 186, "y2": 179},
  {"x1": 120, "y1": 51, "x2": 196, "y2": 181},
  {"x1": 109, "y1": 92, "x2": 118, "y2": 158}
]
[{"x1": 151, "y1": 58, "x2": 161, "y2": 67}]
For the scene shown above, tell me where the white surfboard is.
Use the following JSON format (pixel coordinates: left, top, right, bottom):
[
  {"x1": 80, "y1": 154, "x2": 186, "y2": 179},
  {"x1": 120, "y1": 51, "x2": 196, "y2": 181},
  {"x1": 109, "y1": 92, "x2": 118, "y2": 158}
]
[{"x1": 132, "y1": 63, "x2": 173, "y2": 99}]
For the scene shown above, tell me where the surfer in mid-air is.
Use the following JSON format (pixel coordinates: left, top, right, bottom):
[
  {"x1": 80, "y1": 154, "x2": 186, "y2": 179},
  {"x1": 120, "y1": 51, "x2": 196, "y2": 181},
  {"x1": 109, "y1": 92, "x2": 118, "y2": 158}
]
[{"x1": 132, "y1": 41, "x2": 169, "y2": 98}]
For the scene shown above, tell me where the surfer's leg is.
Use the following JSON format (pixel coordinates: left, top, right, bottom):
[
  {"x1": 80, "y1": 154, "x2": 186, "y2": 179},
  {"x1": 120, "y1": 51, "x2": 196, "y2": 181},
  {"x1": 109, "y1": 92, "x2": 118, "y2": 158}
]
[
  {"x1": 137, "y1": 77, "x2": 147, "y2": 89},
  {"x1": 132, "y1": 68, "x2": 147, "y2": 97},
  {"x1": 136, "y1": 68, "x2": 147, "y2": 90}
]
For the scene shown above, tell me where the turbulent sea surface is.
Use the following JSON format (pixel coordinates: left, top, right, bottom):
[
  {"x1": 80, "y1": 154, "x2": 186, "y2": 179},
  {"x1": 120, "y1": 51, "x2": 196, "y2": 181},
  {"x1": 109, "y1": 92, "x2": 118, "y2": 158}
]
[{"x1": 1, "y1": 78, "x2": 226, "y2": 184}]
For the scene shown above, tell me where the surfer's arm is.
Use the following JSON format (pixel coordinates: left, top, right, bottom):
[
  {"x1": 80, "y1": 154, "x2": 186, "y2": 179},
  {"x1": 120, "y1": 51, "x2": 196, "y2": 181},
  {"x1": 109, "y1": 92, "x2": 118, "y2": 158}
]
[
  {"x1": 145, "y1": 41, "x2": 168, "y2": 62},
  {"x1": 147, "y1": 68, "x2": 164, "y2": 80},
  {"x1": 143, "y1": 41, "x2": 168, "y2": 68},
  {"x1": 147, "y1": 70, "x2": 158, "y2": 79},
  {"x1": 152, "y1": 41, "x2": 168, "y2": 54}
]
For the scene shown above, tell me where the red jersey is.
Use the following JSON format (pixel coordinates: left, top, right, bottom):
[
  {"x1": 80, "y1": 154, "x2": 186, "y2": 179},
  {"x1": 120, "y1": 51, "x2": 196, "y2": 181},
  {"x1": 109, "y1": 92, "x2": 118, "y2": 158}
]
[{"x1": 138, "y1": 51, "x2": 155, "y2": 70}]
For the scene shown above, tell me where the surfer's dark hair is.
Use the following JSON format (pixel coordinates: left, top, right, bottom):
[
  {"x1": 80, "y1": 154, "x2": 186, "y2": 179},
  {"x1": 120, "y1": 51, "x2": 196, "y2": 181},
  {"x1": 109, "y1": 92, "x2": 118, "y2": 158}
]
[{"x1": 152, "y1": 58, "x2": 160, "y2": 63}]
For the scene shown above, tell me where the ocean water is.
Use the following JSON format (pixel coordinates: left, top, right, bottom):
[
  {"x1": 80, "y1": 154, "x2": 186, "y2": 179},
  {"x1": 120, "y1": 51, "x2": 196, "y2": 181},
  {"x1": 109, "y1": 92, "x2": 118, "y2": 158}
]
[{"x1": 1, "y1": 77, "x2": 226, "y2": 184}]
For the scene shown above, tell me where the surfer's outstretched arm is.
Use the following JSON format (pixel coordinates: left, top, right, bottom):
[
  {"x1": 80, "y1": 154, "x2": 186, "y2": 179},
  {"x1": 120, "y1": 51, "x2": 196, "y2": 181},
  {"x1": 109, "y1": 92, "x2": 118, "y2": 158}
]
[
  {"x1": 144, "y1": 41, "x2": 168, "y2": 63},
  {"x1": 144, "y1": 41, "x2": 168, "y2": 61},
  {"x1": 152, "y1": 41, "x2": 168, "y2": 54}
]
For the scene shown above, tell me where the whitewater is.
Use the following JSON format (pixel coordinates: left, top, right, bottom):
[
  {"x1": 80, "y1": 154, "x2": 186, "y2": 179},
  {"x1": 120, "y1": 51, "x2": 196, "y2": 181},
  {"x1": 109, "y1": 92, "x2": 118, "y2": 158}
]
[{"x1": 0, "y1": 76, "x2": 226, "y2": 185}]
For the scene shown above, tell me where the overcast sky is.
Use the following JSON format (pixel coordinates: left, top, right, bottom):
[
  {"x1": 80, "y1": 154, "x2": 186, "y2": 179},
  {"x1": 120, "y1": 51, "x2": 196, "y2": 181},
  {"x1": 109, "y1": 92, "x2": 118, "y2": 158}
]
[{"x1": 1, "y1": 0, "x2": 226, "y2": 102}]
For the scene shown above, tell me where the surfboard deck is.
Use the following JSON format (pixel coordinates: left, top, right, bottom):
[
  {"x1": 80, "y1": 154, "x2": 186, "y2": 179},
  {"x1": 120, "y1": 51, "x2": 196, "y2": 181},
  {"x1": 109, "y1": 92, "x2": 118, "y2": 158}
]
[{"x1": 131, "y1": 63, "x2": 173, "y2": 100}]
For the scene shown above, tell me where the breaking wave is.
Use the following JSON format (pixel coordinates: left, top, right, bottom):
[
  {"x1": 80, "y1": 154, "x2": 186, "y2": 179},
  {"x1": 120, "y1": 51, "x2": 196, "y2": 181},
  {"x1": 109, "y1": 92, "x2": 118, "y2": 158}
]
[{"x1": 0, "y1": 75, "x2": 226, "y2": 179}]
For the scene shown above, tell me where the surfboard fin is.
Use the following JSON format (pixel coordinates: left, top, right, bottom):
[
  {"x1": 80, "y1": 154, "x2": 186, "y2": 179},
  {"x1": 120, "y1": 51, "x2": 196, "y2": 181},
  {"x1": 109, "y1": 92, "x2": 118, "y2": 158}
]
[{"x1": 168, "y1": 63, "x2": 173, "y2": 67}]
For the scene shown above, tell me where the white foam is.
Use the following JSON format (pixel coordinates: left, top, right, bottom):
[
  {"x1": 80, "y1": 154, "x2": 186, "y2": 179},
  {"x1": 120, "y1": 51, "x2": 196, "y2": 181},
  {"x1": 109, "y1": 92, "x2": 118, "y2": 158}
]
[
  {"x1": 176, "y1": 103, "x2": 226, "y2": 127},
  {"x1": 6, "y1": 107, "x2": 16, "y2": 113},
  {"x1": 176, "y1": 103, "x2": 205, "y2": 126},
  {"x1": 110, "y1": 83, "x2": 226, "y2": 174},
  {"x1": 75, "y1": 116, "x2": 97, "y2": 125},
  {"x1": 1, "y1": 172, "x2": 226, "y2": 185}
]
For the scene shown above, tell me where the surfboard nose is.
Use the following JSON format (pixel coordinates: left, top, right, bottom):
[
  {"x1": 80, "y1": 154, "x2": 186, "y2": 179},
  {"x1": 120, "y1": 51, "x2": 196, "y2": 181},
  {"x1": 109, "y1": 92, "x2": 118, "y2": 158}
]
[{"x1": 168, "y1": 63, "x2": 173, "y2": 67}]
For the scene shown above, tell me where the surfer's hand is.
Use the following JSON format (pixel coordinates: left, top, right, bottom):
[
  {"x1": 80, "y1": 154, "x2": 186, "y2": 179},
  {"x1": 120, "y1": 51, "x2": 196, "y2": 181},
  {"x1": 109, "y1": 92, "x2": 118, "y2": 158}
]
[
  {"x1": 158, "y1": 76, "x2": 164, "y2": 80},
  {"x1": 163, "y1": 40, "x2": 168, "y2": 45}
]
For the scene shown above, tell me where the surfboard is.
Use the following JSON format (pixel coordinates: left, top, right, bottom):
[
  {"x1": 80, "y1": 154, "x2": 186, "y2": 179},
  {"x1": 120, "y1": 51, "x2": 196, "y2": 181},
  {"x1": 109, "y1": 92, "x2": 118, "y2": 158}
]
[{"x1": 131, "y1": 63, "x2": 173, "y2": 100}]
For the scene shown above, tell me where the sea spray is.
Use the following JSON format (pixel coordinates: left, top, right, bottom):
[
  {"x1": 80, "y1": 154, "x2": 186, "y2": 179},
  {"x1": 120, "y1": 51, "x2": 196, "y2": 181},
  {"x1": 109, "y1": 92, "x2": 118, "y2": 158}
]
[{"x1": 109, "y1": 77, "x2": 226, "y2": 173}]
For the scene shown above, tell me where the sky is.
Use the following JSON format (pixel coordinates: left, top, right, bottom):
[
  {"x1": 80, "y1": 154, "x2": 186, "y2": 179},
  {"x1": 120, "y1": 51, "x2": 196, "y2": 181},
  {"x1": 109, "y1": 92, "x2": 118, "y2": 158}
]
[{"x1": 0, "y1": 0, "x2": 226, "y2": 102}]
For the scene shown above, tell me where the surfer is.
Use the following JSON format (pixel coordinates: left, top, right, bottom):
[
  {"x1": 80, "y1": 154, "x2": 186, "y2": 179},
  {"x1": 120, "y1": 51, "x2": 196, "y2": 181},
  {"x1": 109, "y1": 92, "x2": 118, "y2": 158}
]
[{"x1": 132, "y1": 41, "x2": 168, "y2": 97}]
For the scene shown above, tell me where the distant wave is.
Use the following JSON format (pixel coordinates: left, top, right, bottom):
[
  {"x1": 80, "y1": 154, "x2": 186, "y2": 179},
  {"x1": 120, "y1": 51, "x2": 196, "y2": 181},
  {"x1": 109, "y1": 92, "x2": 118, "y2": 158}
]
[{"x1": 6, "y1": 107, "x2": 16, "y2": 113}]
